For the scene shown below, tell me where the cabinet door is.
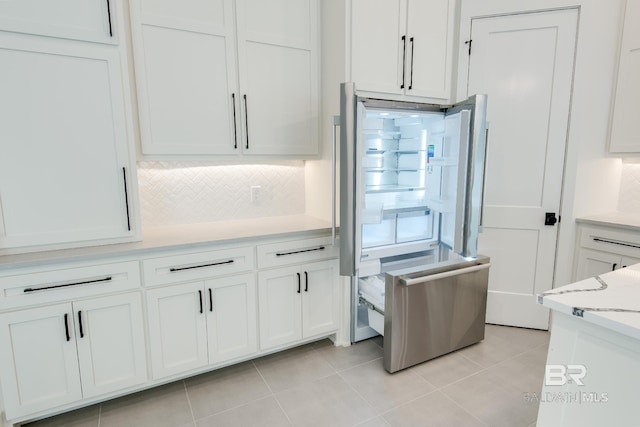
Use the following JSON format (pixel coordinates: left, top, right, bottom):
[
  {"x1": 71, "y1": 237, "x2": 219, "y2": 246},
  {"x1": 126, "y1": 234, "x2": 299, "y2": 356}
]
[
  {"x1": 131, "y1": 0, "x2": 240, "y2": 155},
  {"x1": 404, "y1": 0, "x2": 454, "y2": 100},
  {"x1": 0, "y1": 304, "x2": 82, "y2": 420},
  {"x1": 74, "y1": 293, "x2": 147, "y2": 398},
  {"x1": 258, "y1": 266, "x2": 303, "y2": 350},
  {"x1": 146, "y1": 282, "x2": 208, "y2": 379},
  {"x1": 609, "y1": 0, "x2": 640, "y2": 153},
  {"x1": 0, "y1": 37, "x2": 134, "y2": 252},
  {"x1": 205, "y1": 273, "x2": 257, "y2": 364},
  {"x1": 575, "y1": 249, "x2": 620, "y2": 281},
  {"x1": 350, "y1": 0, "x2": 406, "y2": 96},
  {"x1": 0, "y1": 0, "x2": 116, "y2": 44},
  {"x1": 236, "y1": 0, "x2": 319, "y2": 155},
  {"x1": 301, "y1": 260, "x2": 340, "y2": 338}
]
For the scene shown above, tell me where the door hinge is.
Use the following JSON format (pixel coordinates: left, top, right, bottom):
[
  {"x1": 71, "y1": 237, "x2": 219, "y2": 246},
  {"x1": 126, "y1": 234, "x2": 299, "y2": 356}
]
[{"x1": 464, "y1": 39, "x2": 472, "y2": 55}]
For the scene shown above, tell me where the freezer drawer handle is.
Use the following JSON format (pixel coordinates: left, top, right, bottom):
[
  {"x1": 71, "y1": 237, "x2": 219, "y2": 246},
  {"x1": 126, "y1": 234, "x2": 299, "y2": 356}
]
[
  {"x1": 169, "y1": 259, "x2": 234, "y2": 272},
  {"x1": 275, "y1": 246, "x2": 325, "y2": 257},
  {"x1": 23, "y1": 276, "x2": 113, "y2": 293},
  {"x1": 399, "y1": 263, "x2": 490, "y2": 286}
]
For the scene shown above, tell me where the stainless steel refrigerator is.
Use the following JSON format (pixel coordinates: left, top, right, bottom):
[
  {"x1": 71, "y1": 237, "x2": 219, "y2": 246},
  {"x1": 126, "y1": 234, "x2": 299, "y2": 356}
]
[{"x1": 339, "y1": 82, "x2": 491, "y2": 372}]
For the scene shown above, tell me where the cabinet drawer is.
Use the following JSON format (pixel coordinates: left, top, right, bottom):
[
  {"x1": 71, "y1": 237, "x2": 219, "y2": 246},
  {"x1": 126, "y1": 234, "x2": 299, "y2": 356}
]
[
  {"x1": 579, "y1": 226, "x2": 640, "y2": 259},
  {"x1": 0, "y1": 261, "x2": 141, "y2": 310},
  {"x1": 142, "y1": 246, "x2": 254, "y2": 287},
  {"x1": 257, "y1": 237, "x2": 339, "y2": 269}
]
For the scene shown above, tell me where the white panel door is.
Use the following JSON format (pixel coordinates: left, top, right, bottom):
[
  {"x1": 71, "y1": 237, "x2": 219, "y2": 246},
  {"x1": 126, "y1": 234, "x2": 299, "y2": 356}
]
[
  {"x1": 0, "y1": 38, "x2": 133, "y2": 251},
  {"x1": 350, "y1": 0, "x2": 406, "y2": 96},
  {"x1": 465, "y1": 10, "x2": 578, "y2": 329},
  {"x1": 405, "y1": 0, "x2": 454, "y2": 100},
  {"x1": 74, "y1": 293, "x2": 147, "y2": 398},
  {"x1": 258, "y1": 266, "x2": 302, "y2": 350},
  {"x1": 0, "y1": 0, "x2": 115, "y2": 43},
  {"x1": 236, "y1": 0, "x2": 319, "y2": 155},
  {"x1": 0, "y1": 304, "x2": 82, "y2": 419},
  {"x1": 302, "y1": 260, "x2": 340, "y2": 338},
  {"x1": 146, "y1": 282, "x2": 208, "y2": 379},
  {"x1": 206, "y1": 273, "x2": 257, "y2": 364},
  {"x1": 131, "y1": 0, "x2": 239, "y2": 155},
  {"x1": 609, "y1": 0, "x2": 640, "y2": 153}
]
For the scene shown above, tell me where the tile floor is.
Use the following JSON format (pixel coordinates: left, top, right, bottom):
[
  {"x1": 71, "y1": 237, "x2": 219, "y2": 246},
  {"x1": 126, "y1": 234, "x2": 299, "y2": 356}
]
[{"x1": 24, "y1": 325, "x2": 550, "y2": 427}]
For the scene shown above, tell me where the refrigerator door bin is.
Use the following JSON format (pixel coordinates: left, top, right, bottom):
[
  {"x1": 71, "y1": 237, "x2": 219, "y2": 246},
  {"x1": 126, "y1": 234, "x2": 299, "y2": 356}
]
[{"x1": 383, "y1": 256, "x2": 490, "y2": 373}]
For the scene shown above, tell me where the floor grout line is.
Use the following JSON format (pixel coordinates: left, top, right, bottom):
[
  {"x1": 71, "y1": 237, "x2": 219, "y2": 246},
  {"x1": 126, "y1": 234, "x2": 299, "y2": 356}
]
[
  {"x1": 182, "y1": 380, "x2": 196, "y2": 425},
  {"x1": 440, "y1": 388, "x2": 491, "y2": 427},
  {"x1": 251, "y1": 360, "x2": 294, "y2": 427}
]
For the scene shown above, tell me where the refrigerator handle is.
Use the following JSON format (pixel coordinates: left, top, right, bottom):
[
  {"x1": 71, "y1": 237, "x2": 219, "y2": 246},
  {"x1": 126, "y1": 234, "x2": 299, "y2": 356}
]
[
  {"x1": 332, "y1": 115, "x2": 340, "y2": 246},
  {"x1": 480, "y1": 124, "x2": 489, "y2": 228}
]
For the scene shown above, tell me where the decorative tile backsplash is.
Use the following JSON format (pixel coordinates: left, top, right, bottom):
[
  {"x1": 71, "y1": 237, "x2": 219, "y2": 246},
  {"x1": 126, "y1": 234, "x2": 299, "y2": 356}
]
[
  {"x1": 618, "y1": 161, "x2": 640, "y2": 213},
  {"x1": 137, "y1": 161, "x2": 306, "y2": 228}
]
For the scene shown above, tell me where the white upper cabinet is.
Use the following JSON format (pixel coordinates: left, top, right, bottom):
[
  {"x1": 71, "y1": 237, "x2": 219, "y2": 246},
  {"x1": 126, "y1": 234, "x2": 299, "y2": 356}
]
[
  {"x1": 130, "y1": 0, "x2": 319, "y2": 157},
  {"x1": 609, "y1": 0, "x2": 640, "y2": 154},
  {"x1": 0, "y1": 36, "x2": 136, "y2": 253},
  {"x1": 0, "y1": 0, "x2": 117, "y2": 44},
  {"x1": 350, "y1": 0, "x2": 456, "y2": 102}
]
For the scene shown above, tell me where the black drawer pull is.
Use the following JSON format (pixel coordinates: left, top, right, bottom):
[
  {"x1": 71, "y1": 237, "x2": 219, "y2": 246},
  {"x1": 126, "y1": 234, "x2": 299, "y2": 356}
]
[
  {"x1": 64, "y1": 313, "x2": 71, "y2": 342},
  {"x1": 297, "y1": 273, "x2": 301, "y2": 294},
  {"x1": 170, "y1": 259, "x2": 234, "y2": 272},
  {"x1": 275, "y1": 246, "x2": 325, "y2": 257},
  {"x1": 78, "y1": 311, "x2": 85, "y2": 338},
  {"x1": 592, "y1": 237, "x2": 640, "y2": 249},
  {"x1": 304, "y1": 271, "x2": 308, "y2": 292},
  {"x1": 24, "y1": 276, "x2": 113, "y2": 293},
  {"x1": 198, "y1": 290, "x2": 203, "y2": 314},
  {"x1": 209, "y1": 288, "x2": 213, "y2": 312}
]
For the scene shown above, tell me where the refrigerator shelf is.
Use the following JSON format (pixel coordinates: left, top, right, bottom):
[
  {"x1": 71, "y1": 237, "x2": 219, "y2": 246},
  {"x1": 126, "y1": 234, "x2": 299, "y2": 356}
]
[
  {"x1": 364, "y1": 168, "x2": 425, "y2": 173},
  {"x1": 381, "y1": 205, "x2": 430, "y2": 215},
  {"x1": 365, "y1": 184, "x2": 425, "y2": 193},
  {"x1": 366, "y1": 149, "x2": 427, "y2": 154}
]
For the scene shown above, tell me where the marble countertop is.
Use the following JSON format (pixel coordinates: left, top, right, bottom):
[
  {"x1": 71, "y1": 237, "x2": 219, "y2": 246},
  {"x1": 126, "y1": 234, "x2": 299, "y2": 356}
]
[
  {"x1": 0, "y1": 215, "x2": 334, "y2": 270},
  {"x1": 538, "y1": 263, "x2": 640, "y2": 340},
  {"x1": 576, "y1": 212, "x2": 640, "y2": 231}
]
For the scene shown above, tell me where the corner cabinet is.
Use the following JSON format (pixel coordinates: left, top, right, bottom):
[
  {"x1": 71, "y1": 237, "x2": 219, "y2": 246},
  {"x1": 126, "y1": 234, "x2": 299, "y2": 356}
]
[
  {"x1": 609, "y1": 0, "x2": 640, "y2": 154},
  {"x1": 350, "y1": 0, "x2": 457, "y2": 102},
  {"x1": 130, "y1": 0, "x2": 319, "y2": 157},
  {"x1": 574, "y1": 223, "x2": 640, "y2": 281},
  {"x1": 0, "y1": 1, "x2": 139, "y2": 255}
]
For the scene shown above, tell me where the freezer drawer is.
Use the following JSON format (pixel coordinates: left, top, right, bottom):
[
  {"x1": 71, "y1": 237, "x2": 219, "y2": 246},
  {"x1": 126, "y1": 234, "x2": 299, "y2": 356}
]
[{"x1": 383, "y1": 256, "x2": 490, "y2": 373}]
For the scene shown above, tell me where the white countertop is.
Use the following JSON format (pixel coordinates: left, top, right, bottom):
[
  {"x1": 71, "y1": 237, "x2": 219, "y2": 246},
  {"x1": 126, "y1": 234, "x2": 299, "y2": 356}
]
[
  {"x1": 0, "y1": 215, "x2": 333, "y2": 270},
  {"x1": 538, "y1": 263, "x2": 640, "y2": 341},
  {"x1": 576, "y1": 212, "x2": 640, "y2": 231}
]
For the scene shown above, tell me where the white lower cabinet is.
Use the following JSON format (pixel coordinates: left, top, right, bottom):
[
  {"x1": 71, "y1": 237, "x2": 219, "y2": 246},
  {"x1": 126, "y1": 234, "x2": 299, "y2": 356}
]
[
  {"x1": 146, "y1": 273, "x2": 257, "y2": 379},
  {"x1": 576, "y1": 248, "x2": 640, "y2": 281},
  {"x1": 258, "y1": 259, "x2": 339, "y2": 350},
  {"x1": 574, "y1": 224, "x2": 640, "y2": 281},
  {"x1": 0, "y1": 293, "x2": 147, "y2": 420}
]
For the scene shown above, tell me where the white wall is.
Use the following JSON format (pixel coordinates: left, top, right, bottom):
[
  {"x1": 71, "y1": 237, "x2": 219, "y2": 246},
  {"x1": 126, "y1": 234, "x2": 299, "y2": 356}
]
[{"x1": 457, "y1": 0, "x2": 626, "y2": 288}]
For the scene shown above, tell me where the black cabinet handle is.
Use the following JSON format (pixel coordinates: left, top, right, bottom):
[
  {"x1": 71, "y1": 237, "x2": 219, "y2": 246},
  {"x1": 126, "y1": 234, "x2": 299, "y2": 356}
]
[
  {"x1": 296, "y1": 273, "x2": 301, "y2": 294},
  {"x1": 243, "y1": 94, "x2": 249, "y2": 149},
  {"x1": 232, "y1": 93, "x2": 238, "y2": 149},
  {"x1": 170, "y1": 259, "x2": 234, "y2": 272},
  {"x1": 304, "y1": 272, "x2": 308, "y2": 292},
  {"x1": 198, "y1": 290, "x2": 203, "y2": 314},
  {"x1": 24, "y1": 276, "x2": 112, "y2": 293},
  {"x1": 122, "y1": 167, "x2": 131, "y2": 231},
  {"x1": 209, "y1": 288, "x2": 213, "y2": 312},
  {"x1": 106, "y1": 0, "x2": 113, "y2": 37},
  {"x1": 275, "y1": 246, "x2": 325, "y2": 257},
  {"x1": 408, "y1": 37, "x2": 415, "y2": 90},
  {"x1": 78, "y1": 311, "x2": 85, "y2": 338},
  {"x1": 400, "y1": 35, "x2": 406, "y2": 89},
  {"x1": 64, "y1": 313, "x2": 71, "y2": 342},
  {"x1": 612, "y1": 263, "x2": 618, "y2": 271}
]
